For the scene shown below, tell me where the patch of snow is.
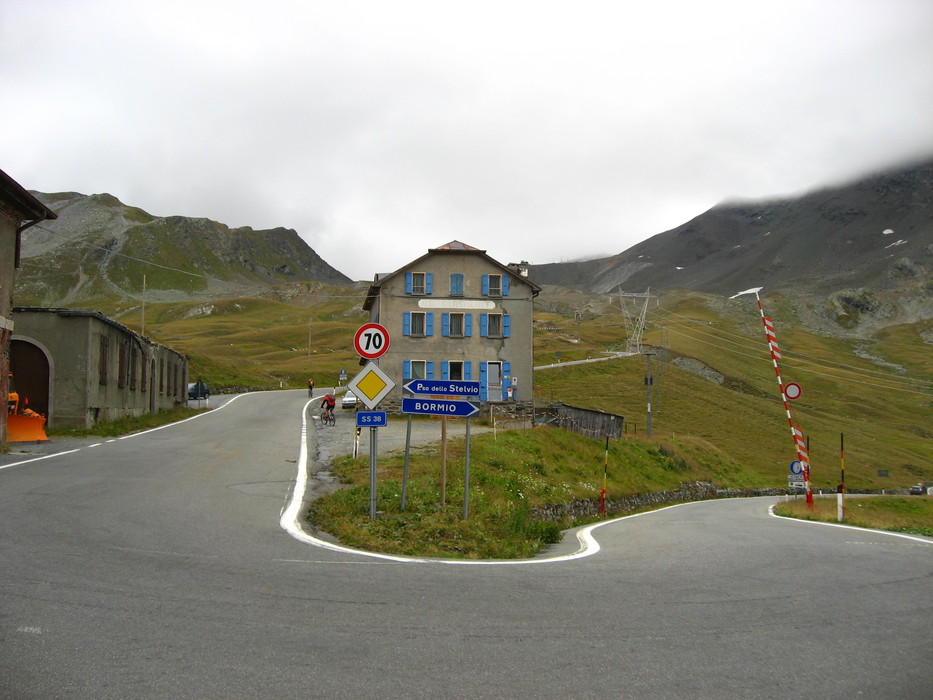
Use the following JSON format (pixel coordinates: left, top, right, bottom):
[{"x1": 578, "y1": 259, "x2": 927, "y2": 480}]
[
  {"x1": 675, "y1": 266, "x2": 684, "y2": 270},
  {"x1": 882, "y1": 228, "x2": 894, "y2": 235},
  {"x1": 884, "y1": 239, "x2": 908, "y2": 249}
]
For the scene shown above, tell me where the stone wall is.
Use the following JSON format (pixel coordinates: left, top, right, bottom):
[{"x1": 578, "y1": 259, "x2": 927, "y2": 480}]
[{"x1": 530, "y1": 481, "x2": 830, "y2": 522}]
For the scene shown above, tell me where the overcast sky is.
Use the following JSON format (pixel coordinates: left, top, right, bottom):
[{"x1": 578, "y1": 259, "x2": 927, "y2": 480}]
[{"x1": 3, "y1": 1, "x2": 932, "y2": 281}]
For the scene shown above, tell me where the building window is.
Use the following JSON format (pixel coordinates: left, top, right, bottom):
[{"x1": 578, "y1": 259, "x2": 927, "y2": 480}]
[
  {"x1": 480, "y1": 360, "x2": 511, "y2": 402},
  {"x1": 411, "y1": 312, "x2": 425, "y2": 336},
  {"x1": 487, "y1": 314, "x2": 502, "y2": 338},
  {"x1": 99, "y1": 335, "x2": 109, "y2": 385},
  {"x1": 487, "y1": 361, "x2": 502, "y2": 388},
  {"x1": 403, "y1": 360, "x2": 434, "y2": 380},
  {"x1": 450, "y1": 313, "x2": 464, "y2": 337},
  {"x1": 129, "y1": 346, "x2": 138, "y2": 390},
  {"x1": 405, "y1": 272, "x2": 432, "y2": 295},
  {"x1": 441, "y1": 312, "x2": 472, "y2": 338},
  {"x1": 442, "y1": 361, "x2": 472, "y2": 380},
  {"x1": 482, "y1": 274, "x2": 509, "y2": 297},
  {"x1": 118, "y1": 342, "x2": 127, "y2": 388},
  {"x1": 404, "y1": 311, "x2": 434, "y2": 337},
  {"x1": 141, "y1": 353, "x2": 148, "y2": 392},
  {"x1": 480, "y1": 313, "x2": 510, "y2": 338},
  {"x1": 450, "y1": 273, "x2": 464, "y2": 296}
]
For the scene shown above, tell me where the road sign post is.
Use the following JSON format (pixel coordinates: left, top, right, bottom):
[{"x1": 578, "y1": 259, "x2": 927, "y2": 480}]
[
  {"x1": 353, "y1": 323, "x2": 390, "y2": 360},
  {"x1": 356, "y1": 411, "x2": 387, "y2": 427},
  {"x1": 401, "y1": 397, "x2": 480, "y2": 418},
  {"x1": 401, "y1": 390, "x2": 479, "y2": 516},
  {"x1": 403, "y1": 379, "x2": 480, "y2": 397},
  {"x1": 348, "y1": 328, "x2": 394, "y2": 520},
  {"x1": 347, "y1": 362, "x2": 396, "y2": 410}
]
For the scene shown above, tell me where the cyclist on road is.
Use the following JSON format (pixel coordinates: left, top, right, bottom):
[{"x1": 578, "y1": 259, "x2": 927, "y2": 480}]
[
  {"x1": 307, "y1": 378, "x2": 315, "y2": 397},
  {"x1": 320, "y1": 392, "x2": 336, "y2": 422}
]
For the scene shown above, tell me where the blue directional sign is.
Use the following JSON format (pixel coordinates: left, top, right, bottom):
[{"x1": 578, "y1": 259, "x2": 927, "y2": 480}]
[
  {"x1": 403, "y1": 379, "x2": 481, "y2": 397},
  {"x1": 401, "y1": 397, "x2": 480, "y2": 418},
  {"x1": 356, "y1": 411, "x2": 388, "y2": 427}
]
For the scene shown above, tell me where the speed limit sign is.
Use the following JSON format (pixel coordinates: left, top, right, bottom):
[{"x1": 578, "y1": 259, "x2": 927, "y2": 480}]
[{"x1": 354, "y1": 323, "x2": 390, "y2": 359}]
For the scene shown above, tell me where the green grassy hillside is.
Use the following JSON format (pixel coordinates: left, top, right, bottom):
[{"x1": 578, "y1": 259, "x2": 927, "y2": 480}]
[
  {"x1": 108, "y1": 285, "x2": 930, "y2": 492},
  {"x1": 532, "y1": 290, "x2": 932, "y2": 491}
]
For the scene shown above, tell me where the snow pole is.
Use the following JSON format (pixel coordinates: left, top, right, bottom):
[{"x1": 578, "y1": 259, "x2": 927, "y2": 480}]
[
  {"x1": 600, "y1": 435, "x2": 609, "y2": 516},
  {"x1": 731, "y1": 287, "x2": 812, "y2": 509}
]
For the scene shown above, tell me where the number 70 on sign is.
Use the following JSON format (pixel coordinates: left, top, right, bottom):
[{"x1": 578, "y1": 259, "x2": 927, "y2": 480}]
[{"x1": 354, "y1": 323, "x2": 390, "y2": 359}]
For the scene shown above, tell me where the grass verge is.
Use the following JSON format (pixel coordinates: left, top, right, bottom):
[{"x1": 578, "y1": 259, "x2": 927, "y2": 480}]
[
  {"x1": 47, "y1": 405, "x2": 210, "y2": 438},
  {"x1": 773, "y1": 495, "x2": 933, "y2": 537},
  {"x1": 307, "y1": 426, "x2": 765, "y2": 559}
]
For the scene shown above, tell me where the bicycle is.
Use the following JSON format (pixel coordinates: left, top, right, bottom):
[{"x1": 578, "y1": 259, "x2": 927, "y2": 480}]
[{"x1": 320, "y1": 408, "x2": 335, "y2": 426}]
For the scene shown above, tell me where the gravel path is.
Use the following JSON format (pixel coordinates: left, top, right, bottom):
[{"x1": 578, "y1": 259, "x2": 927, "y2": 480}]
[{"x1": 307, "y1": 407, "x2": 490, "y2": 500}]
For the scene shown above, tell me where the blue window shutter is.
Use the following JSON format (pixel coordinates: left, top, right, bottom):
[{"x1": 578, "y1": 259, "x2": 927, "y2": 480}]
[
  {"x1": 403, "y1": 361, "x2": 411, "y2": 379},
  {"x1": 405, "y1": 272, "x2": 413, "y2": 294},
  {"x1": 479, "y1": 362, "x2": 488, "y2": 401},
  {"x1": 481, "y1": 274, "x2": 489, "y2": 296},
  {"x1": 502, "y1": 276, "x2": 510, "y2": 296},
  {"x1": 403, "y1": 312, "x2": 411, "y2": 336},
  {"x1": 480, "y1": 314, "x2": 488, "y2": 337},
  {"x1": 442, "y1": 313, "x2": 450, "y2": 337},
  {"x1": 464, "y1": 361, "x2": 472, "y2": 380},
  {"x1": 426, "y1": 361, "x2": 435, "y2": 379},
  {"x1": 451, "y1": 273, "x2": 463, "y2": 295},
  {"x1": 425, "y1": 273, "x2": 433, "y2": 294},
  {"x1": 502, "y1": 361, "x2": 512, "y2": 400},
  {"x1": 426, "y1": 312, "x2": 434, "y2": 336},
  {"x1": 503, "y1": 314, "x2": 511, "y2": 338},
  {"x1": 442, "y1": 362, "x2": 449, "y2": 380},
  {"x1": 464, "y1": 314, "x2": 472, "y2": 337}
]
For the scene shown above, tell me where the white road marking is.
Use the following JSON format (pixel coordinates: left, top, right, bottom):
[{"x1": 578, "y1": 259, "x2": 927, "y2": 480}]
[
  {"x1": 0, "y1": 394, "x2": 244, "y2": 470},
  {"x1": 279, "y1": 398, "x2": 695, "y2": 565},
  {"x1": 0, "y1": 449, "x2": 81, "y2": 470},
  {"x1": 768, "y1": 504, "x2": 933, "y2": 545}
]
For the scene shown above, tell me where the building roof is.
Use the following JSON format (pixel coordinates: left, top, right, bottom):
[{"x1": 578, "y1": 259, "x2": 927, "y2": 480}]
[
  {"x1": 363, "y1": 241, "x2": 540, "y2": 310},
  {"x1": 0, "y1": 169, "x2": 57, "y2": 224},
  {"x1": 13, "y1": 307, "x2": 185, "y2": 356},
  {"x1": 429, "y1": 240, "x2": 485, "y2": 253},
  {"x1": 1, "y1": 169, "x2": 58, "y2": 268}
]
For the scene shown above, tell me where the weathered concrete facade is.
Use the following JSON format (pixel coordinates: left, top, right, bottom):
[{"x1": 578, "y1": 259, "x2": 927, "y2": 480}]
[
  {"x1": 11, "y1": 308, "x2": 188, "y2": 429},
  {"x1": 363, "y1": 241, "x2": 539, "y2": 408},
  {"x1": 0, "y1": 169, "x2": 57, "y2": 444}
]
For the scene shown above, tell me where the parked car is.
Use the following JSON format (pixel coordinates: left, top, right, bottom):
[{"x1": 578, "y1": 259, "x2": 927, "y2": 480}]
[
  {"x1": 187, "y1": 380, "x2": 210, "y2": 400},
  {"x1": 341, "y1": 390, "x2": 358, "y2": 409},
  {"x1": 909, "y1": 484, "x2": 925, "y2": 495}
]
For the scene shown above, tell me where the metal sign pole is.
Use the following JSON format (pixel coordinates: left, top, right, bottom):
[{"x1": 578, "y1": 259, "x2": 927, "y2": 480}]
[
  {"x1": 401, "y1": 414, "x2": 413, "y2": 510},
  {"x1": 369, "y1": 426, "x2": 378, "y2": 520},
  {"x1": 441, "y1": 416, "x2": 447, "y2": 506},
  {"x1": 463, "y1": 417, "x2": 471, "y2": 519}
]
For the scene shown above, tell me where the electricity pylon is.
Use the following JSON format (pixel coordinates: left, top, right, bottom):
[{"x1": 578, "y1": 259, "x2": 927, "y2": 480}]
[{"x1": 618, "y1": 289, "x2": 652, "y2": 354}]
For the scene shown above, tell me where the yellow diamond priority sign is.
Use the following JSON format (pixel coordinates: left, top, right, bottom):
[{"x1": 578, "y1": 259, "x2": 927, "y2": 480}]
[{"x1": 347, "y1": 361, "x2": 396, "y2": 409}]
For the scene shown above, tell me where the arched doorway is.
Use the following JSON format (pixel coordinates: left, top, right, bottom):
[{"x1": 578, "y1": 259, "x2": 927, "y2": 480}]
[{"x1": 11, "y1": 339, "x2": 51, "y2": 422}]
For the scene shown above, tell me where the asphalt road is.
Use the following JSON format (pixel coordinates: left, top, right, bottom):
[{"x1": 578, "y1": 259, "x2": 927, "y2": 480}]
[{"x1": 2, "y1": 390, "x2": 931, "y2": 699}]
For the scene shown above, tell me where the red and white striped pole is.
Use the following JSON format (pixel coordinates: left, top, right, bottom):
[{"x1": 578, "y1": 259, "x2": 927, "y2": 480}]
[{"x1": 732, "y1": 287, "x2": 813, "y2": 509}]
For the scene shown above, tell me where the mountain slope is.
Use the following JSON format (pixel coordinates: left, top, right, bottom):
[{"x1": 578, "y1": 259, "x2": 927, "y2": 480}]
[
  {"x1": 15, "y1": 191, "x2": 352, "y2": 306},
  {"x1": 530, "y1": 158, "x2": 933, "y2": 298}
]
